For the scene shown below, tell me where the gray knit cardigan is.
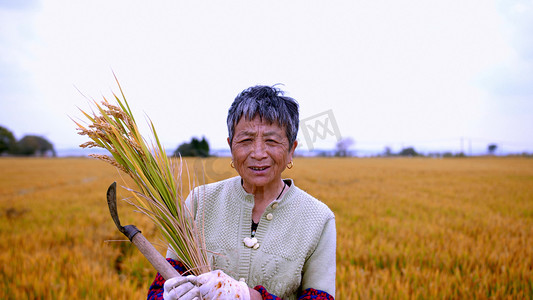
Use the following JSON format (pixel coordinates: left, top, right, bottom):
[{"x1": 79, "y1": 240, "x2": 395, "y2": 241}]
[{"x1": 167, "y1": 176, "x2": 336, "y2": 299}]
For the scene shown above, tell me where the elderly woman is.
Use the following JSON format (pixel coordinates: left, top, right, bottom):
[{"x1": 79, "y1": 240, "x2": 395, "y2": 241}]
[{"x1": 148, "y1": 85, "x2": 336, "y2": 300}]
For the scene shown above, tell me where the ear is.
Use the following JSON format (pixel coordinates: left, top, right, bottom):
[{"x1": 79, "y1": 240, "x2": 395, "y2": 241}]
[
  {"x1": 227, "y1": 137, "x2": 231, "y2": 149},
  {"x1": 288, "y1": 140, "x2": 298, "y2": 161}
]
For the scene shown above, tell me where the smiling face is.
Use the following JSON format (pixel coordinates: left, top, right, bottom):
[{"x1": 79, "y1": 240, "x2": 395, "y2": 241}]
[{"x1": 229, "y1": 115, "x2": 297, "y2": 194}]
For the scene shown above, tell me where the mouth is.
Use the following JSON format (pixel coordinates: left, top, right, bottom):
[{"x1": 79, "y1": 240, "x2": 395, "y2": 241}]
[{"x1": 249, "y1": 166, "x2": 269, "y2": 171}]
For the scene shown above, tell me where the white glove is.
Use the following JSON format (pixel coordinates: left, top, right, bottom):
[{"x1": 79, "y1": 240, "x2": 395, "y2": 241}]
[
  {"x1": 163, "y1": 275, "x2": 200, "y2": 300},
  {"x1": 197, "y1": 270, "x2": 250, "y2": 300}
]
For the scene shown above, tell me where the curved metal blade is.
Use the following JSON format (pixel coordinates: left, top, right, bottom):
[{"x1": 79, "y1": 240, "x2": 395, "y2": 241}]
[
  {"x1": 105, "y1": 181, "x2": 180, "y2": 279},
  {"x1": 106, "y1": 182, "x2": 125, "y2": 234}
]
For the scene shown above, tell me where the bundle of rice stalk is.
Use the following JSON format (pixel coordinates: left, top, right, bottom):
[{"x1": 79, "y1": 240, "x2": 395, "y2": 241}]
[{"x1": 73, "y1": 78, "x2": 210, "y2": 276}]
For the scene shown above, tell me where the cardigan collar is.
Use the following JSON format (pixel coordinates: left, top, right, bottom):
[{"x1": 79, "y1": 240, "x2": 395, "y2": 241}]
[{"x1": 234, "y1": 176, "x2": 295, "y2": 206}]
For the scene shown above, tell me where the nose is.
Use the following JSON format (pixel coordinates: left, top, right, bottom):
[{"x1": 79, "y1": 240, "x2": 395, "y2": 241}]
[{"x1": 250, "y1": 140, "x2": 267, "y2": 160}]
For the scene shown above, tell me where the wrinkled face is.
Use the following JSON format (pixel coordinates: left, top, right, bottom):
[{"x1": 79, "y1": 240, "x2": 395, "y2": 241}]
[{"x1": 229, "y1": 115, "x2": 296, "y2": 189}]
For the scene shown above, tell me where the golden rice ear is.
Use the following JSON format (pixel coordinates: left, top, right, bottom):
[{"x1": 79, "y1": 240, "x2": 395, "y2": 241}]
[{"x1": 73, "y1": 77, "x2": 211, "y2": 275}]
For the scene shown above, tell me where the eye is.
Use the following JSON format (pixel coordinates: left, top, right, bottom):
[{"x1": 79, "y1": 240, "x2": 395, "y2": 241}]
[{"x1": 266, "y1": 139, "x2": 282, "y2": 147}]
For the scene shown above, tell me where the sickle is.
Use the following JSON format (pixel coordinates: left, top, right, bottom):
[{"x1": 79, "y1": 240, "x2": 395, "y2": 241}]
[
  {"x1": 107, "y1": 182, "x2": 126, "y2": 235},
  {"x1": 106, "y1": 182, "x2": 181, "y2": 280}
]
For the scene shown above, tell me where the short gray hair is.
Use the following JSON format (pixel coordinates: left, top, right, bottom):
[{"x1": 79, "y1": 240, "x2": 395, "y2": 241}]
[{"x1": 227, "y1": 85, "x2": 299, "y2": 150}]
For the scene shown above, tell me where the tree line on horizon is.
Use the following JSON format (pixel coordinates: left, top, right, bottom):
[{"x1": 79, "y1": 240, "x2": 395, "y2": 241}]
[
  {"x1": 0, "y1": 126, "x2": 56, "y2": 157},
  {"x1": 0, "y1": 125, "x2": 516, "y2": 158},
  {"x1": 329, "y1": 137, "x2": 504, "y2": 158}
]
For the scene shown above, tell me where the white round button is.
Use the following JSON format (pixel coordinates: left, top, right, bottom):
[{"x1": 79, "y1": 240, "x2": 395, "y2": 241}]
[
  {"x1": 266, "y1": 213, "x2": 273, "y2": 220},
  {"x1": 271, "y1": 203, "x2": 278, "y2": 209}
]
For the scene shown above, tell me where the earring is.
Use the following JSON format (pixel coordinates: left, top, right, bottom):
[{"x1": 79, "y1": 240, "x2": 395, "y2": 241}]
[
  {"x1": 230, "y1": 160, "x2": 235, "y2": 168},
  {"x1": 287, "y1": 161, "x2": 294, "y2": 169}
]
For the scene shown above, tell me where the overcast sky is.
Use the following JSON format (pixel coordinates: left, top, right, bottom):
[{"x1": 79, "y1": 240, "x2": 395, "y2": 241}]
[{"x1": 1, "y1": 0, "x2": 532, "y2": 155}]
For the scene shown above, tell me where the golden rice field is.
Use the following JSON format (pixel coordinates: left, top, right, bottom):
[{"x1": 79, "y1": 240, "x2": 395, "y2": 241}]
[{"x1": 1, "y1": 157, "x2": 532, "y2": 299}]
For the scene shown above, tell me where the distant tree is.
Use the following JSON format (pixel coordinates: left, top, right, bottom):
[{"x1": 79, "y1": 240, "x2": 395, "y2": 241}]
[
  {"x1": 15, "y1": 135, "x2": 56, "y2": 157},
  {"x1": 335, "y1": 137, "x2": 354, "y2": 157},
  {"x1": 398, "y1": 147, "x2": 419, "y2": 157},
  {"x1": 488, "y1": 144, "x2": 498, "y2": 155},
  {"x1": 442, "y1": 152, "x2": 454, "y2": 158},
  {"x1": 174, "y1": 137, "x2": 210, "y2": 157},
  {"x1": 383, "y1": 146, "x2": 392, "y2": 157},
  {"x1": 427, "y1": 152, "x2": 441, "y2": 158},
  {"x1": 317, "y1": 150, "x2": 331, "y2": 157},
  {"x1": 0, "y1": 126, "x2": 16, "y2": 155}
]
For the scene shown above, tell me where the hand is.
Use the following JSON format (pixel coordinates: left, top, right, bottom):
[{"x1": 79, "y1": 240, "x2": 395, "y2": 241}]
[
  {"x1": 197, "y1": 270, "x2": 250, "y2": 300},
  {"x1": 163, "y1": 275, "x2": 200, "y2": 300}
]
